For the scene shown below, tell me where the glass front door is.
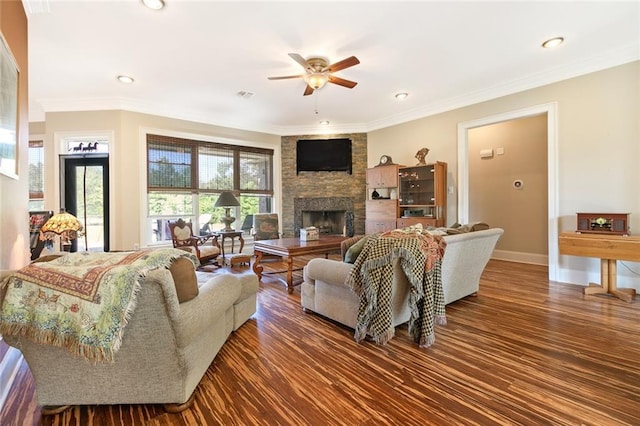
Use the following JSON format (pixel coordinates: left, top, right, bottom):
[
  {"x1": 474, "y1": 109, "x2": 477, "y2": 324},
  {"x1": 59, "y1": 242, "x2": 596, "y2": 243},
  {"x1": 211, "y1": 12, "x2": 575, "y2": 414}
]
[{"x1": 62, "y1": 156, "x2": 110, "y2": 252}]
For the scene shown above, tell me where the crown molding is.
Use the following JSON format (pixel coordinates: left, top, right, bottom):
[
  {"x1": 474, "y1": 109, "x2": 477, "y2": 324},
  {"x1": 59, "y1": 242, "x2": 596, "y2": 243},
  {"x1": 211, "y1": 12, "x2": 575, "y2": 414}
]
[{"x1": 365, "y1": 42, "x2": 639, "y2": 132}]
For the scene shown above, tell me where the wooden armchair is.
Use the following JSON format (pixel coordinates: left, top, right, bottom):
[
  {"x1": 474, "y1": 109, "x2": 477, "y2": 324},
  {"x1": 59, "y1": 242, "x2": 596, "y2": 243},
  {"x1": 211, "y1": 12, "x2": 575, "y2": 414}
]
[{"x1": 168, "y1": 219, "x2": 221, "y2": 266}]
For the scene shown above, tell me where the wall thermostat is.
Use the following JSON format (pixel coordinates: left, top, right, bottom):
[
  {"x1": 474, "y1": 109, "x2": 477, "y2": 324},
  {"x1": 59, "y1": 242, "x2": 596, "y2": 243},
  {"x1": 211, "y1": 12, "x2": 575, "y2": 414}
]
[{"x1": 513, "y1": 179, "x2": 524, "y2": 189}]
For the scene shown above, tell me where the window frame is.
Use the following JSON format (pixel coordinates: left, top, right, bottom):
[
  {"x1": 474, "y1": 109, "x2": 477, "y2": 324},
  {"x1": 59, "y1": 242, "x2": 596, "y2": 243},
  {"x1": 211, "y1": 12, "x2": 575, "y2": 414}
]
[
  {"x1": 28, "y1": 140, "x2": 45, "y2": 208},
  {"x1": 145, "y1": 134, "x2": 275, "y2": 245}
]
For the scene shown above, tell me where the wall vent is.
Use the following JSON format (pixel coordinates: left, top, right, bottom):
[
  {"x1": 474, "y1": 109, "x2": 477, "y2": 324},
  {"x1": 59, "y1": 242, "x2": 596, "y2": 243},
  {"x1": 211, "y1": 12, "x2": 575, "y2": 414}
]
[{"x1": 236, "y1": 91, "x2": 255, "y2": 99}]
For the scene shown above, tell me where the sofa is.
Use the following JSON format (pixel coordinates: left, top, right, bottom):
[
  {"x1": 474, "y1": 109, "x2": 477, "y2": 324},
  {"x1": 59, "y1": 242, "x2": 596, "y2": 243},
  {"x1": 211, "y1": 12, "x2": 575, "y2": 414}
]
[
  {"x1": 301, "y1": 227, "x2": 504, "y2": 330},
  {"x1": 0, "y1": 251, "x2": 258, "y2": 413}
]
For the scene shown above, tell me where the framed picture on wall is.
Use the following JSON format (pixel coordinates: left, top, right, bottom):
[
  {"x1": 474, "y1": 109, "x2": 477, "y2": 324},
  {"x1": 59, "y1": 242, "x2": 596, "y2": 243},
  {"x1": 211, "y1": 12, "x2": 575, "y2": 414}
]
[{"x1": 0, "y1": 31, "x2": 19, "y2": 179}]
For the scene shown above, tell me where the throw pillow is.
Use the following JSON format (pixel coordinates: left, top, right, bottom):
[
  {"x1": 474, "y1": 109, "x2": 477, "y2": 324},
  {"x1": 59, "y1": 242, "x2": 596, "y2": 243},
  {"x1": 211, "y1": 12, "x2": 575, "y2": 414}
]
[
  {"x1": 170, "y1": 257, "x2": 199, "y2": 303},
  {"x1": 344, "y1": 236, "x2": 368, "y2": 264},
  {"x1": 471, "y1": 222, "x2": 490, "y2": 232},
  {"x1": 341, "y1": 235, "x2": 364, "y2": 259}
]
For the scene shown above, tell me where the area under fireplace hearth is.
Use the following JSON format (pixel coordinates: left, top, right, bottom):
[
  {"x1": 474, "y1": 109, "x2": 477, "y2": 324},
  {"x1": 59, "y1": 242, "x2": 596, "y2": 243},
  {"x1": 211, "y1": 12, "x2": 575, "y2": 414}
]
[{"x1": 294, "y1": 197, "x2": 355, "y2": 237}]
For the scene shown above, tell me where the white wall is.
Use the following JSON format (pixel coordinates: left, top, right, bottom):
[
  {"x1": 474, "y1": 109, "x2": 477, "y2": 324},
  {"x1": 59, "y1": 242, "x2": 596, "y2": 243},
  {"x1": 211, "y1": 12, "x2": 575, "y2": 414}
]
[{"x1": 368, "y1": 61, "x2": 640, "y2": 291}]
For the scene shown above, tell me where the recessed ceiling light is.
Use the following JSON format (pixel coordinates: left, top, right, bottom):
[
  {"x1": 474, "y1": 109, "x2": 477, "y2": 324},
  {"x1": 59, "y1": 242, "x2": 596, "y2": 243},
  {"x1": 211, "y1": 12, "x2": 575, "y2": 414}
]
[
  {"x1": 117, "y1": 75, "x2": 134, "y2": 84},
  {"x1": 395, "y1": 92, "x2": 409, "y2": 100},
  {"x1": 142, "y1": 0, "x2": 165, "y2": 10},
  {"x1": 319, "y1": 120, "x2": 330, "y2": 125},
  {"x1": 542, "y1": 37, "x2": 564, "y2": 49}
]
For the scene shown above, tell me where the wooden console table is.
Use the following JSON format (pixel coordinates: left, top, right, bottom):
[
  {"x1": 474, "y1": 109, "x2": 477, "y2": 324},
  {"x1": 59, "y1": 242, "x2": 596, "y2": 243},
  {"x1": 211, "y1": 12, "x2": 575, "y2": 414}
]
[{"x1": 558, "y1": 232, "x2": 639, "y2": 302}]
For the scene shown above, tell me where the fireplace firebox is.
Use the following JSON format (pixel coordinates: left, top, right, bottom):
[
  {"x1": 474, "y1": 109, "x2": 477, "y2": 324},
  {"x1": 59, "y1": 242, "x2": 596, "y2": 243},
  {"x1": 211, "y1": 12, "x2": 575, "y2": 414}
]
[{"x1": 294, "y1": 197, "x2": 354, "y2": 237}]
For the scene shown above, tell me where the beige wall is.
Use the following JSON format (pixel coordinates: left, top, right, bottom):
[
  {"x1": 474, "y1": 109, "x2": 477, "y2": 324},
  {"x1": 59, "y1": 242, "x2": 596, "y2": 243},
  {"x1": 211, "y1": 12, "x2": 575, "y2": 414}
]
[
  {"x1": 469, "y1": 114, "x2": 548, "y2": 257},
  {"x1": 0, "y1": 1, "x2": 29, "y2": 269},
  {"x1": 39, "y1": 110, "x2": 280, "y2": 251},
  {"x1": 369, "y1": 60, "x2": 640, "y2": 289}
]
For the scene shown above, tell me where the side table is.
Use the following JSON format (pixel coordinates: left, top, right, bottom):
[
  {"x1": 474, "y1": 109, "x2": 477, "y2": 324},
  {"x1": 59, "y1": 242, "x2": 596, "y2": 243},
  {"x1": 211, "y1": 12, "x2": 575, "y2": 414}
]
[
  {"x1": 216, "y1": 230, "x2": 244, "y2": 258},
  {"x1": 558, "y1": 232, "x2": 639, "y2": 302}
]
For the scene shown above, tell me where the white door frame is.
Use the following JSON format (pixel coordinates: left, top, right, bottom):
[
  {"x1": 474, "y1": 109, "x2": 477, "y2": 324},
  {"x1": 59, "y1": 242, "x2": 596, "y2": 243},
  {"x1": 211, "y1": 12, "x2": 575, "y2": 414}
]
[{"x1": 457, "y1": 102, "x2": 559, "y2": 281}]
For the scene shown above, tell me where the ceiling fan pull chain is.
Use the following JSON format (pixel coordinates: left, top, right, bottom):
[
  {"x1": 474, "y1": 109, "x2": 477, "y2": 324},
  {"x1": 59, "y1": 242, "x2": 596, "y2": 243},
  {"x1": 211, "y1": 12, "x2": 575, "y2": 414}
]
[{"x1": 314, "y1": 90, "x2": 319, "y2": 114}]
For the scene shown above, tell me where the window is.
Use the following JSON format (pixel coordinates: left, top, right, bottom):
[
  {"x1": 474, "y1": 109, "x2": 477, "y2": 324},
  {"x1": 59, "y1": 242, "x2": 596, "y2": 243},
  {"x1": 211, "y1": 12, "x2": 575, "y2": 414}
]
[
  {"x1": 146, "y1": 134, "x2": 274, "y2": 244},
  {"x1": 28, "y1": 140, "x2": 44, "y2": 211}
]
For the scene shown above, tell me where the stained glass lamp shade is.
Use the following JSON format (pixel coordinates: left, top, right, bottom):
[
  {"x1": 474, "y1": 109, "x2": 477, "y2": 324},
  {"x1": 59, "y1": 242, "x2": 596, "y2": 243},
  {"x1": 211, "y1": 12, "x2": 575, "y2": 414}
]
[{"x1": 40, "y1": 209, "x2": 84, "y2": 250}]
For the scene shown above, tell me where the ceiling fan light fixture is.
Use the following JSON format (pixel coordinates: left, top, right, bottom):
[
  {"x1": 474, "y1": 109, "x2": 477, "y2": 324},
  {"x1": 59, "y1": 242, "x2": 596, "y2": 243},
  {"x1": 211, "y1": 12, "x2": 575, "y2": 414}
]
[
  {"x1": 304, "y1": 73, "x2": 329, "y2": 90},
  {"x1": 542, "y1": 36, "x2": 564, "y2": 49}
]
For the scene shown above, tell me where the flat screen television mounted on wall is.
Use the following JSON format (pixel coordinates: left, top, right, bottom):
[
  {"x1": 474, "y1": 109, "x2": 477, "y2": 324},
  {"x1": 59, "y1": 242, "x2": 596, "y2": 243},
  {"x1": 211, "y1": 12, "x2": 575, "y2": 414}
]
[{"x1": 296, "y1": 138, "x2": 352, "y2": 174}]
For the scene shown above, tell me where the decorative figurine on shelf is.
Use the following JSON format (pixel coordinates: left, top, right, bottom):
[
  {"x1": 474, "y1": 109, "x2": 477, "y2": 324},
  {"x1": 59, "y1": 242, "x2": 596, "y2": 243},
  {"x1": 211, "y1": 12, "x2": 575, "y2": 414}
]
[{"x1": 415, "y1": 147, "x2": 430, "y2": 166}]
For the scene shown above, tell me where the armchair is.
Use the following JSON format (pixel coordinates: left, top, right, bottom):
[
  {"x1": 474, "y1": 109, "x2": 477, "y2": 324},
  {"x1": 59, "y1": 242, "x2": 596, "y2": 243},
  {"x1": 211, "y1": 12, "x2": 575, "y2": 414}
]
[
  {"x1": 168, "y1": 219, "x2": 221, "y2": 266},
  {"x1": 252, "y1": 214, "x2": 280, "y2": 240},
  {"x1": 252, "y1": 213, "x2": 280, "y2": 261}
]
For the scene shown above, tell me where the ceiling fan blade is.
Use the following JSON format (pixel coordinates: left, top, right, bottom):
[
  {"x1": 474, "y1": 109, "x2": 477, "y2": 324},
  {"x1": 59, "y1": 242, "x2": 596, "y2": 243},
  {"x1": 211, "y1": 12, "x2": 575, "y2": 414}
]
[
  {"x1": 303, "y1": 84, "x2": 315, "y2": 96},
  {"x1": 288, "y1": 53, "x2": 313, "y2": 73},
  {"x1": 268, "y1": 74, "x2": 305, "y2": 80},
  {"x1": 328, "y1": 75, "x2": 358, "y2": 89},
  {"x1": 323, "y1": 56, "x2": 360, "y2": 73}
]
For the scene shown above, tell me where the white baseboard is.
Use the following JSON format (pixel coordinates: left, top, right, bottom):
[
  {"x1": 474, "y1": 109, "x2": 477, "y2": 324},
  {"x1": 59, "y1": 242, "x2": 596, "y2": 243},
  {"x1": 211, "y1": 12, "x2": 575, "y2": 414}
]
[
  {"x1": 0, "y1": 337, "x2": 23, "y2": 411},
  {"x1": 492, "y1": 249, "x2": 548, "y2": 266}
]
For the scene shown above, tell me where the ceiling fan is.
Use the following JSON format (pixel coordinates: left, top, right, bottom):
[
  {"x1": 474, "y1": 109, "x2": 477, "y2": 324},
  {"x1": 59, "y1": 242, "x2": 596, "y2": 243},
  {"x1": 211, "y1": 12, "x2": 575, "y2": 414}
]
[{"x1": 268, "y1": 53, "x2": 360, "y2": 96}]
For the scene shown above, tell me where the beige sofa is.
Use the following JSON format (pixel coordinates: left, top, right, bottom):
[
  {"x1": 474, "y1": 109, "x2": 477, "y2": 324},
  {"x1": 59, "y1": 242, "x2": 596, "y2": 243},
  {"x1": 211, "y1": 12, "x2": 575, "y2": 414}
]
[
  {"x1": 301, "y1": 228, "x2": 504, "y2": 329},
  {"x1": 1, "y1": 262, "x2": 258, "y2": 413}
]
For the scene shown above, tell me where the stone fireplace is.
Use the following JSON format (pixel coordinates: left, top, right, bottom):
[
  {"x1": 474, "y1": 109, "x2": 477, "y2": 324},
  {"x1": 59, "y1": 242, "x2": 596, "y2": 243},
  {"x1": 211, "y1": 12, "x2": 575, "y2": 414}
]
[{"x1": 294, "y1": 197, "x2": 355, "y2": 237}]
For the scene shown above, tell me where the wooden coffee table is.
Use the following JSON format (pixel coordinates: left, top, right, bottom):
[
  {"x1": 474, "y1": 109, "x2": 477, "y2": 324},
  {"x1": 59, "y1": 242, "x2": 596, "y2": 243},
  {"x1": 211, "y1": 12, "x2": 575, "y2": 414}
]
[{"x1": 253, "y1": 236, "x2": 346, "y2": 293}]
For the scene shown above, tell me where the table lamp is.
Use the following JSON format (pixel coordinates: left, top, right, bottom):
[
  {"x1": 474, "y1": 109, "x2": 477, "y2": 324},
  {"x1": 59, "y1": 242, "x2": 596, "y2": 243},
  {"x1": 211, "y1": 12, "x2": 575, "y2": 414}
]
[
  {"x1": 214, "y1": 191, "x2": 240, "y2": 232},
  {"x1": 39, "y1": 208, "x2": 84, "y2": 251}
]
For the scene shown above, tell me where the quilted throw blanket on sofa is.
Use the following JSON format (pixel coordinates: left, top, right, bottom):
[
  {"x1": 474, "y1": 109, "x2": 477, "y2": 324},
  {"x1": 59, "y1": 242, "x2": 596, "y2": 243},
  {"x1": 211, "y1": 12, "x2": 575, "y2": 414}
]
[
  {"x1": 0, "y1": 248, "x2": 198, "y2": 363},
  {"x1": 346, "y1": 230, "x2": 447, "y2": 348}
]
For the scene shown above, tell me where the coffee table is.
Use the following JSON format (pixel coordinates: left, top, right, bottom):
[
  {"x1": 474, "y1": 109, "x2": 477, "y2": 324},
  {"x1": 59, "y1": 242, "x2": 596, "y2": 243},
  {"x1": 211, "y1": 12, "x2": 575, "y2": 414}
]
[{"x1": 253, "y1": 235, "x2": 346, "y2": 293}]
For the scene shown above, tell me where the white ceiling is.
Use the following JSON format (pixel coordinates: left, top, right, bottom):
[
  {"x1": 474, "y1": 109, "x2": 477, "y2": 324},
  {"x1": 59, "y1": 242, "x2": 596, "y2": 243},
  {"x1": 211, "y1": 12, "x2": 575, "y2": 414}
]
[{"x1": 24, "y1": 1, "x2": 640, "y2": 136}]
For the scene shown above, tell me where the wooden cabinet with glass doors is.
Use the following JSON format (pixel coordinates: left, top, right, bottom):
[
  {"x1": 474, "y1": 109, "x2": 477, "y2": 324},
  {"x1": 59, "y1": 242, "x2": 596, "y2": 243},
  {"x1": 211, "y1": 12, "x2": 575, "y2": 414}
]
[{"x1": 397, "y1": 162, "x2": 447, "y2": 228}]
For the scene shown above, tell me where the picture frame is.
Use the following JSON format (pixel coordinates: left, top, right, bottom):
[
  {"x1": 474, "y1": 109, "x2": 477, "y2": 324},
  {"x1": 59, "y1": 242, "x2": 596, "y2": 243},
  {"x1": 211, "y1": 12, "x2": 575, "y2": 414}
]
[{"x1": 0, "y1": 31, "x2": 19, "y2": 179}]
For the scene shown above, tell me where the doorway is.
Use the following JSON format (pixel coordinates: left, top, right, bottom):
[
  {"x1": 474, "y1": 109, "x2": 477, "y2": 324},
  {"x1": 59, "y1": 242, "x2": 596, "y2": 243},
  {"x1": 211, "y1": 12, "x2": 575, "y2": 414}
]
[
  {"x1": 468, "y1": 114, "x2": 548, "y2": 265},
  {"x1": 457, "y1": 102, "x2": 558, "y2": 281},
  {"x1": 61, "y1": 156, "x2": 110, "y2": 252}
]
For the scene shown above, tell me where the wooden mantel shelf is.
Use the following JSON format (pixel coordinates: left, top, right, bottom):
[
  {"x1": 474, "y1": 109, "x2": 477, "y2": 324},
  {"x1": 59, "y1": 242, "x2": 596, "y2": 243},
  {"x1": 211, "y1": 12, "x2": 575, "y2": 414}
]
[{"x1": 559, "y1": 232, "x2": 640, "y2": 302}]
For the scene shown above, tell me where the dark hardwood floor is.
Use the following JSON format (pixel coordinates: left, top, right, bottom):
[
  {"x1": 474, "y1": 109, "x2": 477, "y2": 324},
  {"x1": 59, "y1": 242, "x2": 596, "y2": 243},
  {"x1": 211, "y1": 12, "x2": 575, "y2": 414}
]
[{"x1": 1, "y1": 258, "x2": 639, "y2": 425}]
